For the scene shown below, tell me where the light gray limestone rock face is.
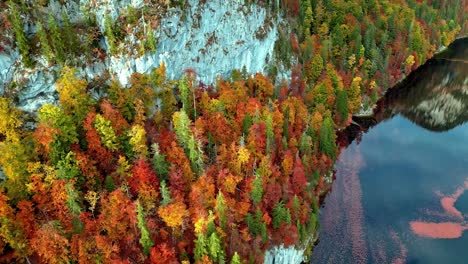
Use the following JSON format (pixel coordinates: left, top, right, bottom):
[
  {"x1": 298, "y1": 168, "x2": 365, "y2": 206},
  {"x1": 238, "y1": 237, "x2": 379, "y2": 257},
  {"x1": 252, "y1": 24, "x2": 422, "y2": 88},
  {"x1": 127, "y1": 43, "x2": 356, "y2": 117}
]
[
  {"x1": 101, "y1": 0, "x2": 281, "y2": 86},
  {"x1": 264, "y1": 244, "x2": 304, "y2": 264},
  {"x1": 0, "y1": 45, "x2": 19, "y2": 97},
  {"x1": 0, "y1": 0, "x2": 283, "y2": 112}
]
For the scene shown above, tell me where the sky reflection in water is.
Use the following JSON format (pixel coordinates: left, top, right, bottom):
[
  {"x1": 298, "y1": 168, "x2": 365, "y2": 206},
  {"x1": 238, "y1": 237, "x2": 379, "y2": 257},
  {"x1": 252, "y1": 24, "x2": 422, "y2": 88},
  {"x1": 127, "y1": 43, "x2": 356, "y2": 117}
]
[{"x1": 312, "y1": 38, "x2": 468, "y2": 264}]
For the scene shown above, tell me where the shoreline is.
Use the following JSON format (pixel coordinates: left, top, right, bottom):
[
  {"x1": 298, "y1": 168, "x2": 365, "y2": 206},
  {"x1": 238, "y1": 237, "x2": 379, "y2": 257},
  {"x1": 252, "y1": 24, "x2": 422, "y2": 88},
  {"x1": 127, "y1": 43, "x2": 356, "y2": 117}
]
[{"x1": 303, "y1": 35, "x2": 468, "y2": 263}]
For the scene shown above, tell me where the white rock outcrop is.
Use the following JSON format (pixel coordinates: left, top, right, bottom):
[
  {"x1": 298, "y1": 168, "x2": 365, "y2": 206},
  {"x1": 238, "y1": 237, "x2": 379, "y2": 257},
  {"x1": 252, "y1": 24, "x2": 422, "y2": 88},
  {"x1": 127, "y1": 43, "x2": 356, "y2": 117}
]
[
  {"x1": 264, "y1": 244, "x2": 305, "y2": 264},
  {"x1": 101, "y1": 0, "x2": 280, "y2": 86},
  {"x1": 0, "y1": 0, "x2": 282, "y2": 112},
  {"x1": 0, "y1": 45, "x2": 19, "y2": 97}
]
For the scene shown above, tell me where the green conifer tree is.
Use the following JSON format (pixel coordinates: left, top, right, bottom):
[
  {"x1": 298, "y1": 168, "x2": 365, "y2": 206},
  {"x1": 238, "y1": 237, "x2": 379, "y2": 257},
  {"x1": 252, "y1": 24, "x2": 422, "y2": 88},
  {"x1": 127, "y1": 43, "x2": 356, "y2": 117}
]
[
  {"x1": 62, "y1": 12, "x2": 78, "y2": 55},
  {"x1": 265, "y1": 113, "x2": 274, "y2": 153},
  {"x1": 215, "y1": 191, "x2": 227, "y2": 230},
  {"x1": 272, "y1": 200, "x2": 291, "y2": 229},
  {"x1": 208, "y1": 232, "x2": 224, "y2": 262},
  {"x1": 159, "y1": 180, "x2": 172, "y2": 206},
  {"x1": 230, "y1": 252, "x2": 242, "y2": 264},
  {"x1": 242, "y1": 113, "x2": 253, "y2": 137},
  {"x1": 151, "y1": 143, "x2": 170, "y2": 181},
  {"x1": 36, "y1": 22, "x2": 53, "y2": 62},
  {"x1": 178, "y1": 76, "x2": 193, "y2": 118},
  {"x1": 145, "y1": 25, "x2": 157, "y2": 53},
  {"x1": 173, "y1": 110, "x2": 191, "y2": 149},
  {"x1": 65, "y1": 182, "x2": 82, "y2": 216},
  {"x1": 49, "y1": 15, "x2": 65, "y2": 64},
  {"x1": 105, "y1": 175, "x2": 115, "y2": 192},
  {"x1": 283, "y1": 106, "x2": 290, "y2": 140},
  {"x1": 336, "y1": 89, "x2": 349, "y2": 122},
  {"x1": 194, "y1": 232, "x2": 208, "y2": 261},
  {"x1": 56, "y1": 151, "x2": 81, "y2": 182},
  {"x1": 8, "y1": 2, "x2": 32, "y2": 67},
  {"x1": 319, "y1": 116, "x2": 336, "y2": 160},
  {"x1": 187, "y1": 134, "x2": 204, "y2": 175},
  {"x1": 136, "y1": 201, "x2": 154, "y2": 256},
  {"x1": 104, "y1": 14, "x2": 117, "y2": 54},
  {"x1": 251, "y1": 172, "x2": 263, "y2": 205}
]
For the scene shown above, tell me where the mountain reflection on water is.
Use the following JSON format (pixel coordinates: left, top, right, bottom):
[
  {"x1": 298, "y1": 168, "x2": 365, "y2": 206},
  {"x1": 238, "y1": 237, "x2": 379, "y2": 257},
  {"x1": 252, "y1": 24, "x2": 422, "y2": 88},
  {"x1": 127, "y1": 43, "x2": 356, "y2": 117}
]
[
  {"x1": 312, "y1": 38, "x2": 468, "y2": 264},
  {"x1": 342, "y1": 38, "x2": 468, "y2": 146}
]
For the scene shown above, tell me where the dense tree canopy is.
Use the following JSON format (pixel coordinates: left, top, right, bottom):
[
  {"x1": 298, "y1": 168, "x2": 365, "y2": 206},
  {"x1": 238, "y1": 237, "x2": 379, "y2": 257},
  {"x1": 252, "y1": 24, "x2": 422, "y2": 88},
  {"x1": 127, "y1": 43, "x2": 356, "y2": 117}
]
[{"x1": 0, "y1": 0, "x2": 465, "y2": 263}]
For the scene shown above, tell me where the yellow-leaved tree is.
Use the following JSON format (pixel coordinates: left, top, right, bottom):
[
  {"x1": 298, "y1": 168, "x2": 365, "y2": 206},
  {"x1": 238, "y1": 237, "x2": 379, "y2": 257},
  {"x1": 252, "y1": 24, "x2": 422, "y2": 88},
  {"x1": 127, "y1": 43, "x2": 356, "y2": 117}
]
[
  {"x1": 94, "y1": 114, "x2": 119, "y2": 151},
  {"x1": 0, "y1": 98, "x2": 34, "y2": 202},
  {"x1": 158, "y1": 199, "x2": 188, "y2": 230},
  {"x1": 56, "y1": 67, "x2": 92, "y2": 124},
  {"x1": 347, "y1": 77, "x2": 362, "y2": 113},
  {"x1": 0, "y1": 97, "x2": 23, "y2": 143},
  {"x1": 128, "y1": 125, "x2": 148, "y2": 157}
]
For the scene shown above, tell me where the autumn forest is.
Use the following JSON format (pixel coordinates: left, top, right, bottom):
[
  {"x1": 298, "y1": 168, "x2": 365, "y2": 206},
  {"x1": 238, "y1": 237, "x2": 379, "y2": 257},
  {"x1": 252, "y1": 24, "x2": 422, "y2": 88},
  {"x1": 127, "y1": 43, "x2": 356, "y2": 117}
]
[{"x1": 0, "y1": 0, "x2": 466, "y2": 263}]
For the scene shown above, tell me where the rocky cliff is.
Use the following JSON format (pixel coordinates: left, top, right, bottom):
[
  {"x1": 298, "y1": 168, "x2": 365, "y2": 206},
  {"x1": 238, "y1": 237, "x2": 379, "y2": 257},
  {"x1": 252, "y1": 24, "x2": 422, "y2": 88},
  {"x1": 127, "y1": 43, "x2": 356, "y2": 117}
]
[{"x1": 0, "y1": 0, "x2": 286, "y2": 112}]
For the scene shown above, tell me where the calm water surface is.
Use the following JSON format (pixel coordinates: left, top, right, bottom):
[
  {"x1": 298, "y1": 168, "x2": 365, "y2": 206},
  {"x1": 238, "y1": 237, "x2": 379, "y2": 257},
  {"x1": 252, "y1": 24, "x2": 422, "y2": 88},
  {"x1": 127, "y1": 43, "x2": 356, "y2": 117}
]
[{"x1": 312, "y1": 38, "x2": 468, "y2": 264}]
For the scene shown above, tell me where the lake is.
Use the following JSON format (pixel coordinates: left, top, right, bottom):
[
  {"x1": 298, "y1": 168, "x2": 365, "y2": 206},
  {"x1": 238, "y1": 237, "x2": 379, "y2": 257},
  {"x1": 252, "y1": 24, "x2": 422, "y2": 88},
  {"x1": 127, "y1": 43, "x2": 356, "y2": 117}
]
[{"x1": 311, "y1": 38, "x2": 468, "y2": 264}]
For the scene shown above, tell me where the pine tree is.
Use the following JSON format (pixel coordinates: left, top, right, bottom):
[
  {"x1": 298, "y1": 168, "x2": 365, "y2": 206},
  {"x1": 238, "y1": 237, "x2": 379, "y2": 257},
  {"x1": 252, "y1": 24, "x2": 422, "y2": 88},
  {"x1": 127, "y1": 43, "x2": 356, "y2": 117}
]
[
  {"x1": 251, "y1": 173, "x2": 263, "y2": 205},
  {"x1": 8, "y1": 2, "x2": 32, "y2": 67},
  {"x1": 319, "y1": 117, "x2": 336, "y2": 160},
  {"x1": 292, "y1": 195, "x2": 300, "y2": 219},
  {"x1": 187, "y1": 134, "x2": 204, "y2": 175},
  {"x1": 300, "y1": 0, "x2": 314, "y2": 37},
  {"x1": 145, "y1": 25, "x2": 157, "y2": 53},
  {"x1": 49, "y1": 15, "x2": 65, "y2": 64},
  {"x1": 172, "y1": 110, "x2": 191, "y2": 149},
  {"x1": 245, "y1": 209, "x2": 265, "y2": 238},
  {"x1": 299, "y1": 131, "x2": 311, "y2": 155},
  {"x1": 272, "y1": 200, "x2": 291, "y2": 229},
  {"x1": 194, "y1": 232, "x2": 208, "y2": 261},
  {"x1": 105, "y1": 175, "x2": 115, "y2": 192},
  {"x1": 260, "y1": 220, "x2": 268, "y2": 243},
  {"x1": 36, "y1": 22, "x2": 53, "y2": 62},
  {"x1": 178, "y1": 76, "x2": 193, "y2": 118},
  {"x1": 104, "y1": 14, "x2": 117, "y2": 54},
  {"x1": 65, "y1": 182, "x2": 82, "y2": 216},
  {"x1": 136, "y1": 201, "x2": 154, "y2": 256},
  {"x1": 265, "y1": 113, "x2": 274, "y2": 154},
  {"x1": 151, "y1": 143, "x2": 170, "y2": 181},
  {"x1": 336, "y1": 89, "x2": 348, "y2": 122},
  {"x1": 283, "y1": 105, "x2": 290, "y2": 140},
  {"x1": 208, "y1": 232, "x2": 224, "y2": 262},
  {"x1": 159, "y1": 180, "x2": 172, "y2": 206},
  {"x1": 215, "y1": 191, "x2": 227, "y2": 230},
  {"x1": 62, "y1": 12, "x2": 78, "y2": 56},
  {"x1": 230, "y1": 252, "x2": 242, "y2": 264},
  {"x1": 242, "y1": 113, "x2": 253, "y2": 137},
  {"x1": 56, "y1": 151, "x2": 81, "y2": 182},
  {"x1": 173, "y1": 110, "x2": 203, "y2": 175}
]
